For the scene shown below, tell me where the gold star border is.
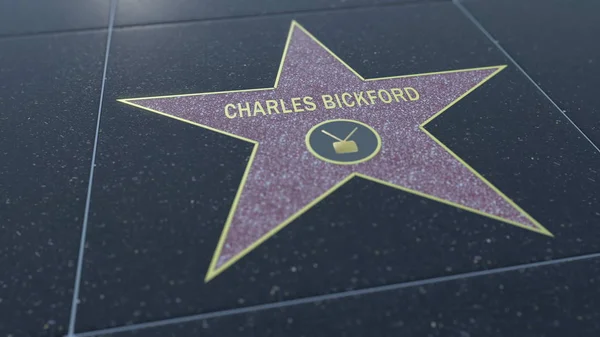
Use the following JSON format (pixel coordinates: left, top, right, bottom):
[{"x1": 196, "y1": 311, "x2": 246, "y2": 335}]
[{"x1": 118, "y1": 21, "x2": 553, "y2": 282}]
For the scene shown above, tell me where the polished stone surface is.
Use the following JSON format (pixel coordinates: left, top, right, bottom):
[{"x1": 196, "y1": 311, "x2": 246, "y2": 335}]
[
  {"x1": 0, "y1": 0, "x2": 110, "y2": 36},
  {"x1": 464, "y1": 0, "x2": 600, "y2": 144},
  {"x1": 108, "y1": 256, "x2": 600, "y2": 337},
  {"x1": 76, "y1": 1, "x2": 599, "y2": 332},
  {"x1": 0, "y1": 31, "x2": 107, "y2": 337},
  {"x1": 0, "y1": 0, "x2": 598, "y2": 336},
  {"x1": 114, "y1": 0, "x2": 436, "y2": 26}
]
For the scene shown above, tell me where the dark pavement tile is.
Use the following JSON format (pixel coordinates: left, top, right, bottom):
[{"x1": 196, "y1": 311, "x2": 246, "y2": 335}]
[
  {"x1": 463, "y1": 0, "x2": 600, "y2": 145},
  {"x1": 71, "y1": 1, "x2": 600, "y2": 333},
  {"x1": 0, "y1": 0, "x2": 110, "y2": 37},
  {"x1": 108, "y1": 256, "x2": 600, "y2": 337},
  {"x1": 0, "y1": 32, "x2": 107, "y2": 336},
  {"x1": 114, "y1": 0, "x2": 441, "y2": 27}
]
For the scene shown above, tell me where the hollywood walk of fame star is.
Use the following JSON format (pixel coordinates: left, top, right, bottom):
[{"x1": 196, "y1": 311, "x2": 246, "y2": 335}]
[{"x1": 119, "y1": 21, "x2": 552, "y2": 282}]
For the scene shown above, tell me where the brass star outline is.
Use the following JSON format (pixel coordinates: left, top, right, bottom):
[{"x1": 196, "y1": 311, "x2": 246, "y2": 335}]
[{"x1": 119, "y1": 21, "x2": 553, "y2": 282}]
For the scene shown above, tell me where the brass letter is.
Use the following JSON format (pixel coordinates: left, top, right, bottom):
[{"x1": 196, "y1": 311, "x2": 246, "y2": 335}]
[
  {"x1": 321, "y1": 95, "x2": 336, "y2": 109},
  {"x1": 266, "y1": 100, "x2": 280, "y2": 114},
  {"x1": 280, "y1": 99, "x2": 293, "y2": 113},
  {"x1": 377, "y1": 89, "x2": 393, "y2": 104},
  {"x1": 353, "y1": 92, "x2": 369, "y2": 106},
  {"x1": 225, "y1": 103, "x2": 236, "y2": 119},
  {"x1": 291, "y1": 97, "x2": 304, "y2": 112},
  {"x1": 391, "y1": 88, "x2": 407, "y2": 102},
  {"x1": 366, "y1": 90, "x2": 377, "y2": 105},
  {"x1": 341, "y1": 92, "x2": 355, "y2": 107},
  {"x1": 404, "y1": 87, "x2": 420, "y2": 101},
  {"x1": 303, "y1": 96, "x2": 317, "y2": 111},
  {"x1": 254, "y1": 101, "x2": 266, "y2": 116},
  {"x1": 237, "y1": 102, "x2": 251, "y2": 117}
]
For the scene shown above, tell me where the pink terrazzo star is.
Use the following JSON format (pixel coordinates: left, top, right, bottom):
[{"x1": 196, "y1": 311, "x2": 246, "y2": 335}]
[{"x1": 120, "y1": 22, "x2": 551, "y2": 281}]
